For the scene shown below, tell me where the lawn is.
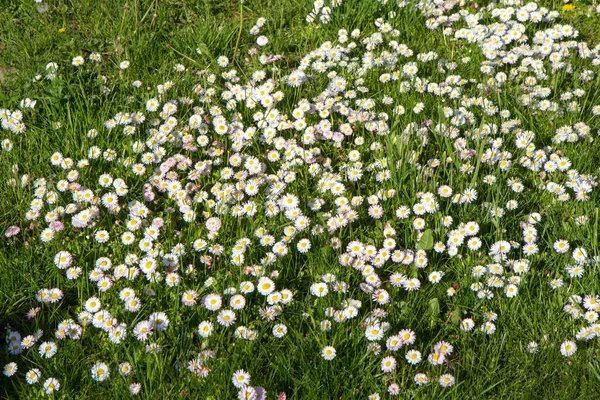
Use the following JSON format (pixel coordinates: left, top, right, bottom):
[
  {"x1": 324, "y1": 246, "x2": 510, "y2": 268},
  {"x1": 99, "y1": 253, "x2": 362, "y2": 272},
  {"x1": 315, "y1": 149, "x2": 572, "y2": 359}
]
[{"x1": 2, "y1": 0, "x2": 600, "y2": 398}]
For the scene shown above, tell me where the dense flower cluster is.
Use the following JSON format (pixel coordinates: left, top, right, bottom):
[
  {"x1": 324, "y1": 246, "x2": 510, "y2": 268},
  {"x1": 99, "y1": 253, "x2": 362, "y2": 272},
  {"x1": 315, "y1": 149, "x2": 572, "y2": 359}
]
[{"x1": 3, "y1": 0, "x2": 600, "y2": 397}]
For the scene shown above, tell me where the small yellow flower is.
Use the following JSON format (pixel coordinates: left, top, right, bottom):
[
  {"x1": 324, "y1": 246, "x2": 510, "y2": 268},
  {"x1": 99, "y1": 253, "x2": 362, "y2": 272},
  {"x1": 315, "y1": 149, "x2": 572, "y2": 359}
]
[
  {"x1": 58, "y1": 27, "x2": 66, "y2": 33},
  {"x1": 562, "y1": 4, "x2": 575, "y2": 12}
]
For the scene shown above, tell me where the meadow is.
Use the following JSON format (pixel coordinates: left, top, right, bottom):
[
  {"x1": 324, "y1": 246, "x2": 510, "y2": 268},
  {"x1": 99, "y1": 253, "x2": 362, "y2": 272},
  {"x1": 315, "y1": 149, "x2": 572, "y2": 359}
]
[{"x1": 2, "y1": 0, "x2": 600, "y2": 398}]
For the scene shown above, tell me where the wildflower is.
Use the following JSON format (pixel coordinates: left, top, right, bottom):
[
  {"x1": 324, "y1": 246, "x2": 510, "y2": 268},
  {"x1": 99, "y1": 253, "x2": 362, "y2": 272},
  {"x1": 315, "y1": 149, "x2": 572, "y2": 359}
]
[
  {"x1": 481, "y1": 322, "x2": 496, "y2": 335},
  {"x1": 554, "y1": 240, "x2": 570, "y2": 254},
  {"x1": 310, "y1": 282, "x2": 329, "y2": 297},
  {"x1": 406, "y1": 350, "x2": 422, "y2": 365},
  {"x1": 26, "y1": 368, "x2": 41, "y2": 384},
  {"x1": 272, "y1": 324, "x2": 288, "y2": 338},
  {"x1": 72, "y1": 56, "x2": 84, "y2": 66},
  {"x1": 130, "y1": 383, "x2": 142, "y2": 395},
  {"x1": 322, "y1": 346, "x2": 336, "y2": 360},
  {"x1": 21, "y1": 335, "x2": 36, "y2": 349},
  {"x1": 434, "y1": 341, "x2": 453, "y2": 355},
  {"x1": 257, "y1": 277, "x2": 275, "y2": 295},
  {"x1": 505, "y1": 284, "x2": 518, "y2": 298},
  {"x1": 380, "y1": 356, "x2": 396, "y2": 373},
  {"x1": 3, "y1": 362, "x2": 17, "y2": 377},
  {"x1": 204, "y1": 293, "x2": 223, "y2": 311},
  {"x1": 428, "y1": 271, "x2": 444, "y2": 284},
  {"x1": 398, "y1": 329, "x2": 416, "y2": 345},
  {"x1": 414, "y1": 373, "x2": 429, "y2": 386},
  {"x1": 43, "y1": 378, "x2": 60, "y2": 394},
  {"x1": 238, "y1": 387, "x2": 258, "y2": 399},
  {"x1": 365, "y1": 324, "x2": 384, "y2": 341},
  {"x1": 232, "y1": 369, "x2": 251, "y2": 389},
  {"x1": 428, "y1": 351, "x2": 445, "y2": 365},
  {"x1": 26, "y1": 307, "x2": 41, "y2": 319},
  {"x1": 133, "y1": 320, "x2": 154, "y2": 341},
  {"x1": 198, "y1": 321, "x2": 214, "y2": 338},
  {"x1": 439, "y1": 374, "x2": 455, "y2": 387},
  {"x1": 85, "y1": 297, "x2": 101, "y2": 313},
  {"x1": 149, "y1": 312, "x2": 169, "y2": 331},
  {"x1": 527, "y1": 342, "x2": 539, "y2": 354},
  {"x1": 217, "y1": 309, "x2": 237, "y2": 327},
  {"x1": 402, "y1": 278, "x2": 421, "y2": 291},
  {"x1": 257, "y1": 36, "x2": 269, "y2": 46},
  {"x1": 560, "y1": 340, "x2": 577, "y2": 357},
  {"x1": 38, "y1": 341, "x2": 58, "y2": 358},
  {"x1": 550, "y1": 279, "x2": 564, "y2": 289},
  {"x1": 5, "y1": 225, "x2": 20, "y2": 238},
  {"x1": 91, "y1": 362, "x2": 110, "y2": 382},
  {"x1": 217, "y1": 56, "x2": 229, "y2": 68}
]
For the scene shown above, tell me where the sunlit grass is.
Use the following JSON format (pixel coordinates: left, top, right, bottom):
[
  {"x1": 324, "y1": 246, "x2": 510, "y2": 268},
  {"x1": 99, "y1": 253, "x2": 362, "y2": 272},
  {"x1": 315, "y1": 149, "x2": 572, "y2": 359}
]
[{"x1": 2, "y1": 0, "x2": 600, "y2": 398}]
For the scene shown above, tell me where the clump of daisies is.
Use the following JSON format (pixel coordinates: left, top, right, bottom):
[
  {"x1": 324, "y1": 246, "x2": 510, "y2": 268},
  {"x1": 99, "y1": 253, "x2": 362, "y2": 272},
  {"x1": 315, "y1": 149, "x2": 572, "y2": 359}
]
[{"x1": 6, "y1": 0, "x2": 600, "y2": 397}]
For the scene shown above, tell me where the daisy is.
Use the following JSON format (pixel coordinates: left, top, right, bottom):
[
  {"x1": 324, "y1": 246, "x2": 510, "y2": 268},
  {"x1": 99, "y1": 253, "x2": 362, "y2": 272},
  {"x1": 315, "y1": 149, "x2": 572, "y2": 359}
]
[
  {"x1": 428, "y1": 351, "x2": 445, "y2": 366},
  {"x1": 91, "y1": 362, "x2": 110, "y2": 382},
  {"x1": 43, "y1": 378, "x2": 60, "y2": 394},
  {"x1": 321, "y1": 346, "x2": 336, "y2": 360},
  {"x1": 428, "y1": 271, "x2": 444, "y2": 284},
  {"x1": 72, "y1": 56, "x2": 84, "y2": 66},
  {"x1": 398, "y1": 329, "x2": 416, "y2": 345},
  {"x1": 434, "y1": 341, "x2": 453, "y2": 355},
  {"x1": 39, "y1": 341, "x2": 58, "y2": 358},
  {"x1": 198, "y1": 321, "x2": 214, "y2": 338},
  {"x1": 130, "y1": 383, "x2": 142, "y2": 395},
  {"x1": 54, "y1": 251, "x2": 73, "y2": 269},
  {"x1": 505, "y1": 284, "x2": 518, "y2": 298},
  {"x1": 217, "y1": 309, "x2": 237, "y2": 327},
  {"x1": 232, "y1": 369, "x2": 251, "y2": 389},
  {"x1": 257, "y1": 35, "x2": 269, "y2": 46},
  {"x1": 257, "y1": 277, "x2": 275, "y2": 295},
  {"x1": 26, "y1": 368, "x2": 41, "y2": 384},
  {"x1": 20, "y1": 335, "x2": 36, "y2": 349},
  {"x1": 125, "y1": 296, "x2": 142, "y2": 313},
  {"x1": 365, "y1": 324, "x2": 384, "y2": 341},
  {"x1": 553, "y1": 240, "x2": 569, "y2": 253},
  {"x1": 3, "y1": 362, "x2": 17, "y2": 377},
  {"x1": 402, "y1": 278, "x2": 421, "y2": 292},
  {"x1": 414, "y1": 373, "x2": 429, "y2": 386},
  {"x1": 133, "y1": 320, "x2": 154, "y2": 341},
  {"x1": 583, "y1": 295, "x2": 600, "y2": 311},
  {"x1": 380, "y1": 356, "x2": 396, "y2": 373},
  {"x1": 217, "y1": 56, "x2": 229, "y2": 68},
  {"x1": 481, "y1": 322, "x2": 496, "y2": 335},
  {"x1": 310, "y1": 282, "x2": 329, "y2": 297},
  {"x1": 280, "y1": 289, "x2": 293, "y2": 304},
  {"x1": 560, "y1": 340, "x2": 577, "y2": 357},
  {"x1": 108, "y1": 325, "x2": 127, "y2": 344},
  {"x1": 204, "y1": 294, "x2": 223, "y2": 311},
  {"x1": 439, "y1": 374, "x2": 455, "y2": 387},
  {"x1": 550, "y1": 279, "x2": 564, "y2": 289},
  {"x1": 527, "y1": 342, "x2": 539, "y2": 354},
  {"x1": 240, "y1": 281, "x2": 255, "y2": 294},
  {"x1": 149, "y1": 312, "x2": 169, "y2": 331}
]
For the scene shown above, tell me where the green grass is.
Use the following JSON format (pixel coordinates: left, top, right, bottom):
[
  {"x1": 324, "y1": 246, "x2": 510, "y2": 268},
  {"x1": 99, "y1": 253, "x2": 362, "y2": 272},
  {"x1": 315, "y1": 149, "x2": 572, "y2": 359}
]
[{"x1": 2, "y1": 0, "x2": 600, "y2": 398}]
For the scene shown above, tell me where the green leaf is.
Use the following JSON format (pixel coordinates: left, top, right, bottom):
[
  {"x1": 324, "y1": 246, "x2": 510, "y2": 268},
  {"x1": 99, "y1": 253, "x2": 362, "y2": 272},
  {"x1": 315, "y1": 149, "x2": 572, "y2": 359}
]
[
  {"x1": 428, "y1": 298, "x2": 440, "y2": 329},
  {"x1": 428, "y1": 298, "x2": 440, "y2": 317},
  {"x1": 409, "y1": 267, "x2": 419, "y2": 279},
  {"x1": 417, "y1": 229, "x2": 433, "y2": 250},
  {"x1": 195, "y1": 42, "x2": 213, "y2": 61},
  {"x1": 451, "y1": 307, "x2": 462, "y2": 325}
]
